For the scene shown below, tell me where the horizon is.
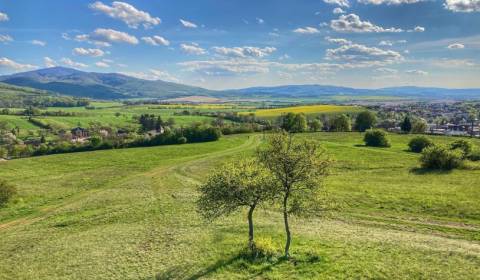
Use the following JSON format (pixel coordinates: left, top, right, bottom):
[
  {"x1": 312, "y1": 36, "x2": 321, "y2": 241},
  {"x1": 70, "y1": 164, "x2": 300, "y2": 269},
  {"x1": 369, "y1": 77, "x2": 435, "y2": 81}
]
[{"x1": 0, "y1": 0, "x2": 479, "y2": 90}]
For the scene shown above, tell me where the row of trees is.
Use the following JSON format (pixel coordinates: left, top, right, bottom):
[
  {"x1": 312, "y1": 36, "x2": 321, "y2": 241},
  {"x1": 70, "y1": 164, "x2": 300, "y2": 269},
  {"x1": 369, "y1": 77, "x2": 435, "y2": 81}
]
[{"x1": 197, "y1": 132, "x2": 332, "y2": 258}]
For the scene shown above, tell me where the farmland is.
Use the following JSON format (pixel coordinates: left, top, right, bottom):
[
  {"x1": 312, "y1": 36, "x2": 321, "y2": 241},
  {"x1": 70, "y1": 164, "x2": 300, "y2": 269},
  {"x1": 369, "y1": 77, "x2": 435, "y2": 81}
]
[
  {"x1": 1, "y1": 132, "x2": 479, "y2": 279},
  {"x1": 248, "y1": 104, "x2": 362, "y2": 118}
]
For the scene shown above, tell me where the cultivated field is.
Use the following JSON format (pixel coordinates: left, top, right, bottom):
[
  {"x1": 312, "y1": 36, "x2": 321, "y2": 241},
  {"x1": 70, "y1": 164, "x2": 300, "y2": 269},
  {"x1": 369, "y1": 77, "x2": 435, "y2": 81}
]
[
  {"x1": 249, "y1": 104, "x2": 362, "y2": 118},
  {"x1": 0, "y1": 132, "x2": 479, "y2": 279}
]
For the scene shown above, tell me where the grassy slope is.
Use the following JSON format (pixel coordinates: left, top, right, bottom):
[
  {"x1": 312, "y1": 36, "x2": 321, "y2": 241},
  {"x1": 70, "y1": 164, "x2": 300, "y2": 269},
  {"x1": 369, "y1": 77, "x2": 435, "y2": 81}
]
[{"x1": 0, "y1": 133, "x2": 479, "y2": 279}]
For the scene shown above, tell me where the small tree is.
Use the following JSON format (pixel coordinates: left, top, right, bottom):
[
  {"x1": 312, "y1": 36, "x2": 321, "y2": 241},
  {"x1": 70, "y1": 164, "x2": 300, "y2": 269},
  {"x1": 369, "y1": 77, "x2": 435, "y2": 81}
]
[
  {"x1": 197, "y1": 159, "x2": 276, "y2": 251},
  {"x1": 400, "y1": 116, "x2": 412, "y2": 133},
  {"x1": 364, "y1": 129, "x2": 391, "y2": 147},
  {"x1": 308, "y1": 119, "x2": 323, "y2": 132},
  {"x1": 0, "y1": 180, "x2": 16, "y2": 207},
  {"x1": 280, "y1": 113, "x2": 307, "y2": 133},
  {"x1": 450, "y1": 139, "x2": 473, "y2": 159},
  {"x1": 411, "y1": 119, "x2": 428, "y2": 134},
  {"x1": 329, "y1": 114, "x2": 351, "y2": 132},
  {"x1": 354, "y1": 111, "x2": 377, "y2": 132},
  {"x1": 420, "y1": 145, "x2": 463, "y2": 170},
  {"x1": 257, "y1": 132, "x2": 331, "y2": 258},
  {"x1": 408, "y1": 136, "x2": 433, "y2": 153}
]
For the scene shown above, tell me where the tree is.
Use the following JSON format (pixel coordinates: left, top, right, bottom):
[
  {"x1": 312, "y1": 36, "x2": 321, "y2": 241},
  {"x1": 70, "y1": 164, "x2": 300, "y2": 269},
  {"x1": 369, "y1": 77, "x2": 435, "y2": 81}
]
[
  {"x1": 308, "y1": 119, "x2": 323, "y2": 132},
  {"x1": 329, "y1": 114, "x2": 351, "y2": 132},
  {"x1": 420, "y1": 145, "x2": 463, "y2": 170},
  {"x1": 400, "y1": 116, "x2": 412, "y2": 133},
  {"x1": 411, "y1": 119, "x2": 428, "y2": 134},
  {"x1": 197, "y1": 159, "x2": 276, "y2": 251},
  {"x1": 408, "y1": 136, "x2": 433, "y2": 153},
  {"x1": 354, "y1": 111, "x2": 377, "y2": 132},
  {"x1": 363, "y1": 129, "x2": 391, "y2": 147},
  {"x1": 450, "y1": 139, "x2": 473, "y2": 159},
  {"x1": 257, "y1": 132, "x2": 331, "y2": 258},
  {"x1": 280, "y1": 113, "x2": 307, "y2": 133},
  {"x1": 0, "y1": 180, "x2": 16, "y2": 207}
]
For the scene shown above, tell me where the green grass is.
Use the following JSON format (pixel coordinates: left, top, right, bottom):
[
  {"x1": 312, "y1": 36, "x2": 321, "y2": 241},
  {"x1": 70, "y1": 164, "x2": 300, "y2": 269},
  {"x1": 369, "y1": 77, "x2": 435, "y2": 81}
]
[{"x1": 0, "y1": 133, "x2": 479, "y2": 279}]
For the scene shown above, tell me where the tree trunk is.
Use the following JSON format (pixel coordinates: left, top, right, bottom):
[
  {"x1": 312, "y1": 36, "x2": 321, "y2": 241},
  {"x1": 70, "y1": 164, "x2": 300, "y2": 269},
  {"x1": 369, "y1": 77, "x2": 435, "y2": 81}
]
[
  {"x1": 248, "y1": 204, "x2": 256, "y2": 251},
  {"x1": 283, "y1": 194, "x2": 291, "y2": 258}
]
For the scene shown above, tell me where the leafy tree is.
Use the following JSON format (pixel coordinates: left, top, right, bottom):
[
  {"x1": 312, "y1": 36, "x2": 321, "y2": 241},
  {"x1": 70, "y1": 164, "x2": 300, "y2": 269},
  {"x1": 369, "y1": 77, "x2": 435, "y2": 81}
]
[
  {"x1": 450, "y1": 139, "x2": 473, "y2": 159},
  {"x1": 363, "y1": 129, "x2": 391, "y2": 147},
  {"x1": 421, "y1": 145, "x2": 463, "y2": 170},
  {"x1": 0, "y1": 180, "x2": 16, "y2": 207},
  {"x1": 308, "y1": 119, "x2": 323, "y2": 132},
  {"x1": 354, "y1": 111, "x2": 377, "y2": 132},
  {"x1": 257, "y1": 132, "x2": 331, "y2": 258},
  {"x1": 280, "y1": 113, "x2": 307, "y2": 133},
  {"x1": 197, "y1": 159, "x2": 276, "y2": 251},
  {"x1": 329, "y1": 114, "x2": 351, "y2": 132},
  {"x1": 400, "y1": 116, "x2": 412, "y2": 133},
  {"x1": 411, "y1": 119, "x2": 428, "y2": 134},
  {"x1": 408, "y1": 136, "x2": 433, "y2": 153}
]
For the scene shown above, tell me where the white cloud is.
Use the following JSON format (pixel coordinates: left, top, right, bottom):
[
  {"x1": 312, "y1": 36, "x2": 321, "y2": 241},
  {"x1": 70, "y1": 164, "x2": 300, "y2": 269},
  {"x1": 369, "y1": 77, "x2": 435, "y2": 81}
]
[
  {"x1": 256, "y1": 18, "x2": 265, "y2": 24},
  {"x1": 405, "y1": 69, "x2": 428, "y2": 75},
  {"x1": 358, "y1": 0, "x2": 425, "y2": 4},
  {"x1": 44, "y1": 57, "x2": 57, "y2": 68},
  {"x1": 375, "y1": 67, "x2": 398, "y2": 74},
  {"x1": 179, "y1": 59, "x2": 271, "y2": 76},
  {"x1": 444, "y1": 0, "x2": 480, "y2": 12},
  {"x1": 31, "y1": 40, "x2": 46, "y2": 46},
  {"x1": 409, "y1": 26, "x2": 425, "y2": 32},
  {"x1": 95, "y1": 61, "x2": 110, "y2": 68},
  {"x1": 323, "y1": 0, "x2": 350, "y2": 8},
  {"x1": 430, "y1": 58, "x2": 476, "y2": 68},
  {"x1": 212, "y1": 46, "x2": 276, "y2": 58},
  {"x1": 0, "y1": 34, "x2": 13, "y2": 43},
  {"x1": 180, "y1": 19, "x2": 198, "y2": 28},
  {"x1": 325, "y1": 37, "x2": 352, "y2": 45},
  {"x1": 293, "y1": 27, "x2": 320, "y2": 34},
  {"x1": 89, "y1": 1, "x2": 161, "y2": 29},
  {"x1": 326, "y1": 43, "x2": 404, "y2": 66},
  {"x1": 0, "y1": 12, "x2": 8, "y2": 22},
  {"x1": 379, "y1": 40, "x2": 394, "y2": 46},
  {"x1": 60, "y1": 58, "x2": 88, "y2": 68},
  {"x1": 73, "y1": 47, "x2": 105, "y2": 57},
  {"x1": 0, "y1": 57, "x2": 37, "y2": 71},
  {"x1": 121, "y1": 69, "x2": 179, "y2": 82},
  {"x1": 180, "y1": 43, "x2": 206, "y2": 55},
  {"x1": 141, "y1": 35, "x2": 170, "y2": 46},
  {"x1": 89, "y1": 28, "x2": 138, "y2": 45},
  {"x1": 447, "y1": 43, "x2": 465, "y2": 49},
  {"x1": 331, "y1": 14, "x2": 403, "y2": 33},
  {"x1": 333, "y1": 7, "x2": 346, "y2": 14}
]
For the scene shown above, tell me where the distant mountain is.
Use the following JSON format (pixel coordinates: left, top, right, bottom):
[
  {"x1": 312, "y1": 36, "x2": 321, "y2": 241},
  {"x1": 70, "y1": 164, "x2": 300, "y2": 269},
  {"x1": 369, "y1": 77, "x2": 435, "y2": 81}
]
[
  {"x1": 228, "y1": 84, "x2": 480, "y2": 100},
  {"x1": 0, "y1": 67, "x2": 218, "y2": 100}
]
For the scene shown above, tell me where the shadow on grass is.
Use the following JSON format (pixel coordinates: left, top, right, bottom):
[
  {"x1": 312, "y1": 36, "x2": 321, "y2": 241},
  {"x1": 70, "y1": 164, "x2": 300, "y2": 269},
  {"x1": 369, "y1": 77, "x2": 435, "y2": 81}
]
[
  {"x1": 154, "y1": 250, "x2": 312, "y2": 280},
  {"x1": 409, "y1": 167, "x2": 452, "y2": 175}
]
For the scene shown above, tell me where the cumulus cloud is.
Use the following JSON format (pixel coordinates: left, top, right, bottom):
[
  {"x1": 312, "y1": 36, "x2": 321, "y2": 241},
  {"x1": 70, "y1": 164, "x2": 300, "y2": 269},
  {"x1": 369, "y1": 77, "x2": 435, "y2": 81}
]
[
  {"x1": 408, "y1": 26, "x2": 425, "y2": 32},
  {"x1": 405, "y1": 69, "x2": 428, "y2": 75},
  {"x1": 44, "y1": 57, "x2": 57, "y2": 68},
  {"x1": 0, "y1": 34, "x2": 13, "y2": 43},
  {"x1": 95, "y1": 61, "x2": 110, "y2": 68},
  {"x1": 325, "y1": 37, "x2": 352, "y2": 45},
  {"x1": 180, "y1": 43, "x2": 206, "y2": 55},
  {"x1": 256, "y1": 18, "x2": 265, "y2": 24},
  {"x1": 60, "y1": 58, "x2": 88, "y2": 68},
  {"x1": 212, "y1": 46, "x2": 276, "y2": 58},
  {"x1": 333, "y1": 7, "x2": 346, "y2": 14},
  {"x1": 180, "y1": 19, "x2": 198, "y2": 28},
  {"x1": 0, "y1": 12, "x2": 8, "y2": 22},
  {"x1": 121, "y1": 69, "x2": 179, "y2": 82},
  {"x1": 89, "y1": 1, "x2": 161, "y2": 29},
  {"x1": 379, "y1": 40, "x2": 394, "y2": 46},
  {"x1": 331, "y1": 14, "x2": 403, "y2": 33},
  {"x1": 87, "y1": 28, "x2": 139, "y2": 45},
  {"x1": 73, "y1": 47, "x2": 105, "y2": 57},
  {"x1": 447, "y1": 43, "x2": 465, "y2": 49},
  {"x1": 323, "y1": 0, "x2": 350, "y2": 7},
  {"x1": 293, "y1": 27, "x2": 320, "y2": 34},
  {"x1": 358, "y1": 0, "x2": 425, "y2": 4},
  {"x1": 141, "y1": 35, "x2": 170, "y2": 46},
  {"x1": 0, "y1": 57, "x2": 37, "y2": 71},
  {"x1": 326, "y1": 43, "x2": 404, "y2": 66},
  {"x1": 31, "y1": 40, "x2": 46, "y2": 46},
  {"x1": 444, "y1": 0, "x2": 480, "y2": 12},
  {"x1": 179, "y1": 59, "x2": 271, "y2": 76},
  {"x1": 375, "y1": 67, "x2": 398, "y2": 74}
]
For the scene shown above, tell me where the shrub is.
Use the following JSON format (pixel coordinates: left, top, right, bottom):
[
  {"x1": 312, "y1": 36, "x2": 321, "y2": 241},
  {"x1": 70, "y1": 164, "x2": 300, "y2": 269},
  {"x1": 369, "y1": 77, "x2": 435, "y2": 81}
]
[
  {"x1": 408, "y1": 136, "x2": 434, "y2": 153},
  {"x1": 467, "y1": 150, "x2": 480, "y2": 162},
  {"x1": 177, "y1": 136, "x2": 187, "y2": 144},
  {"x1": 0, "y1": 180, "x2": 16, "y2": 207},
  {"x1": 364, "y1": 129, "x2": 391, "y2": 147},
  {"x1": 450, "y1": 139, "x2": 473, "y2": 158},
  {"x1": 420, "y1": 145, "x2": 463, "y2": 170}
]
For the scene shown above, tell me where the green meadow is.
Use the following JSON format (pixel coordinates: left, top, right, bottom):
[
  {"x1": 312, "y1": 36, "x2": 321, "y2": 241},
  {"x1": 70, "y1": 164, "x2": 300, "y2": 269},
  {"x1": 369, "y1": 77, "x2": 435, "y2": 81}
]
[{"x1": 0, "y1": 132, "x2": 479, "y2": 279}]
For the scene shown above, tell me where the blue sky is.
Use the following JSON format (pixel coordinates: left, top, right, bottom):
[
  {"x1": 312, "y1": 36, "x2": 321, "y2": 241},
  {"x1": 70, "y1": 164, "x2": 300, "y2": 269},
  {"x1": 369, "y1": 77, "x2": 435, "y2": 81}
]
[{"x1": 0, "y1": 0, "x2": 479, "y2": 89}]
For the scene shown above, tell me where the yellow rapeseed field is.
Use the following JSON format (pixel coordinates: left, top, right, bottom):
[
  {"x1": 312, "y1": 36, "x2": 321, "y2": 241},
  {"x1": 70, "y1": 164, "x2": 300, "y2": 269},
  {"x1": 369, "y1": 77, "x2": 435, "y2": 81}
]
[{"x1": 251, "y1": 104, "x2": 362, "y2": 118}]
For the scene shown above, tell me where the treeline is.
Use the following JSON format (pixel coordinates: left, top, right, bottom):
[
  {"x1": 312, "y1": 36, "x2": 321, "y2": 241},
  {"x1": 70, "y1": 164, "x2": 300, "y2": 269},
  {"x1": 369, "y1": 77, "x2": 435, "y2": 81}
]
[
  {"x1": 0, "y1": 95, "x2": 89, "y2": 109},
  {"x1": 1, "y1": 107, "x2": 80, "y2": 117}
]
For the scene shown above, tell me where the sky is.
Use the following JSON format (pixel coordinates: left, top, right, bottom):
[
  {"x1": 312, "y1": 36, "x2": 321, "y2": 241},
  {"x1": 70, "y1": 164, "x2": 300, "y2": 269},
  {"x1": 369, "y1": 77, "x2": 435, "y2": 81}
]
[{"x1": 0, "y1": 0, "x2": 479, "y2": 90}]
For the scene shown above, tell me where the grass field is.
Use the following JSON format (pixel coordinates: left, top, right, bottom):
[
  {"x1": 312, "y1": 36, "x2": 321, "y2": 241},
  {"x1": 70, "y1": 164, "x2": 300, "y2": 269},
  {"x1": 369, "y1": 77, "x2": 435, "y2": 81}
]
[
  {"x1": 0, "y1": 132, "x2": 479, "y2": 279},
  {"x1": 248, "y1": 104, "x2": 362, "y2": 118}
]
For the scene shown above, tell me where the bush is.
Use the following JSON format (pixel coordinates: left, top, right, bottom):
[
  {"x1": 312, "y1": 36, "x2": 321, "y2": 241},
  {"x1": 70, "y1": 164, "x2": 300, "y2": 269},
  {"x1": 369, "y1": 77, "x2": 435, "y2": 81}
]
[
  {"x1": 420, "y1": 145, "x2": 463, "y2": 170},
  {"x1": 177, "y1": 136, "x2": 187, "y2": 144},
  {"x1": 450, "y1": 139, "x2": 473, "y2": 158},
  {"x1": 408, "y1": 136, "x2": 434, "y2": 153},
  {"x1": 467, "y1": 150, "x2": 480, "y2": 162},
  {"x1": 0, "y1": 180, "x2": 16, "y2": 207},
  {"x1": 364, "y1": 129, "x2": 391, "y2": 147}
]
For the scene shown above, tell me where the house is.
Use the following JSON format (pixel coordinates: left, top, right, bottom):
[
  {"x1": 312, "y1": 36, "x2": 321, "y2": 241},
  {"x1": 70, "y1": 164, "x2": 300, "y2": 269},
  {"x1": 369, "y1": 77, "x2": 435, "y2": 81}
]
[{"x1": 71, "y1": 127, "x2": 89, "y2": 140}]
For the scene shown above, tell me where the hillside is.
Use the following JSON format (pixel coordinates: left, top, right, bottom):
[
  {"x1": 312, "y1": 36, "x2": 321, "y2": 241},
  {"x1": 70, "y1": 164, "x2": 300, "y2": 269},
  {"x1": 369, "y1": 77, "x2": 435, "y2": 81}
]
[
  {"x1": 0, "y1": 133, "x2": 479, "y2": 279},
  {"x1": 0, "y1": 67, "x2": 218, "y2": 100}
]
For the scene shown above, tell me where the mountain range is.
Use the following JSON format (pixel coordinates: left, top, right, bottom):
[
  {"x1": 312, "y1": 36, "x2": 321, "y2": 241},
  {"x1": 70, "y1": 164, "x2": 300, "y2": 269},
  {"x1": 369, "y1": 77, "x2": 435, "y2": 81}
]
[{"x1": 1, "y1": 67, "x2": 479, "y2": 101}]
